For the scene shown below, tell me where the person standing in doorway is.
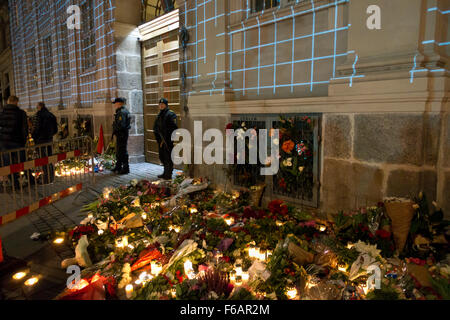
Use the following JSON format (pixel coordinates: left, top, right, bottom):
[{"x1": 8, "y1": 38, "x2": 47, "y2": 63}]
[
  {"x1": 153, "y1": 98, "x2": 178, "y2": 180},
  {"x1": 111, "y1": 97, "x2": 131, "y2": 174},
  {"x1": 31, "y1": 102, "x2": 58, "y2": 184}
]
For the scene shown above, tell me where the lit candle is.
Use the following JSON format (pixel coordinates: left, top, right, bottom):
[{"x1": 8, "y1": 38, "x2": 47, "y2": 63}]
[
  {"x1": 125, "y1": 284, "x2": 133, "y2": 299},
  {"x1": 254, "y1": 247, "x2": 261, "y2": 259},
  {"x1": 12, "y1": 272, "x2": 27, "y2": 280},
  {"x1": 259, "y1": 250, "x2": 267, "y2": 261},
  {"x1": 319, "y1": 225, "x2": 326, "y2": 232},
  {"x1": 24, "y1": 277, "x2": 39, "y2": 287},
  {"x1": 338, "y1": 264, "x2": 347, "y2": 273},
  {"x1": 171, "y1": 288, "x2": 177, "y2": 298},
  {"x1": 151, "y1": 262, "x2": 162, "y2": 276},
  {"x1": 248, "y1": 246, "x2": 256, "y2": 258},
  {"x1": 98, "y1": 229, "x2": 104, "y2": 235},
  {"x1": 360, "y1": 284, "x2": 369, "y2": 295},
  {"x1": 174, "y1": 226, "x2": 181, "y2": 233},
  {"x1": 286, "y1": 286, "x2": 298, "y2": 299},
  {"x1": 189, "y1": 207, "x2": 198, "y2": 214},
  {"x1": 346, "y1": 243, "x2": 354, "y2": 249},
  {"x1": 235, "y1": 264, "x2": 243, "y2": 276},
  {"x1": 242, "y1": 272, "x2": 249, "y2": 282},
  {"x1": 225, "y1": 217, "x2": 234, "y2": 226},
  {"x1": 141, "y1": 213, "x2": 147, "y2": 220},
  {"x1": 53, "y1": 238, "x2": 64, "y2": 244}
]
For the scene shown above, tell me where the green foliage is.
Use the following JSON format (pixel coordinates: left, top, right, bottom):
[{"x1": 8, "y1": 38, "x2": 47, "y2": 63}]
[{"x1": 366, "y1": 284, "x2": 400, "y2": 300}]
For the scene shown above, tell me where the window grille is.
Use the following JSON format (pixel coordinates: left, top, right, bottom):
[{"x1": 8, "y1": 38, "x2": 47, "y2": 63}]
[{"x1": 230, "y1": 114, "x2": 321, "y2": 208}]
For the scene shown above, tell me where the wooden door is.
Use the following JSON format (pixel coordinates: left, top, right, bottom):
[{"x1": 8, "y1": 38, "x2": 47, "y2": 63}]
[{"x1": 142, "y1": 29, "x2": 181, "y2": 164}]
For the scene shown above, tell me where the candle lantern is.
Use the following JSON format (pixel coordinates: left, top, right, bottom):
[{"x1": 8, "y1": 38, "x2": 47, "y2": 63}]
[
  {"x1": 125, "y1": 284, "x2": 133, "y2": 299},
  {"x1": 286, "y1": 286, "x2": 298, "y2": 299}
]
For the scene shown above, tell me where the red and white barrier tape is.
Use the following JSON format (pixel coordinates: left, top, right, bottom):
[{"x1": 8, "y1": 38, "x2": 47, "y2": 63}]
[
  {"x1": 0, "y1": 183, "x2": 83, "y2": 226},
  {"x1": 0, "y1": 150, "x2": 82, "y2": 177}
]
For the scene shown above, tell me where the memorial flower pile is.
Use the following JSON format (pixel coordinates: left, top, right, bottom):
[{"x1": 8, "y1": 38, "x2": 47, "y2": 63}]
[{"x1": 54, "y1": 176, "x2": 449, "y2": 300}]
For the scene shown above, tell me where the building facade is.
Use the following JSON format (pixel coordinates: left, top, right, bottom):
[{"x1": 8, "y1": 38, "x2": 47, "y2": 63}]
[
  {"x1": 0, "y1": 0, "x2": 13, "y2": 107},
  {"x1": 6, "y1": 0, "x2": 450, "y2": 217},
  {"x1": 177, "y1": 0, "x2": 450, "y2": 217},
  {"x1": 8, "y1": 0, "x2": 145, "y2": 162}
]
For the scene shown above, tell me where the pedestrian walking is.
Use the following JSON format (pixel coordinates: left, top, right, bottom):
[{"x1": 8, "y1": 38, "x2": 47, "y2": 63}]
[
  {"x1": 153, "y1": 98, "x2": 178, "y2": 180},
  {"x1": 111, "y1": 98, "x2": 131, "y2": 174}
]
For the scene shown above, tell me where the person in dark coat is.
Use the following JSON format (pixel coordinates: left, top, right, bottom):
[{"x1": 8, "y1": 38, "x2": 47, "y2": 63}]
[
  {"x1": 111, "y1": 97, "x2": 131, "y2": 174},
  {"x1": 153, "y1": 98, "x2": 178, "y2": 179},
  {"x1": 31, "y1": 102, "x2": 58, "y2": 184},
  {"x1": 0, "y1": 96, "x2": 28, "y2": 189}
]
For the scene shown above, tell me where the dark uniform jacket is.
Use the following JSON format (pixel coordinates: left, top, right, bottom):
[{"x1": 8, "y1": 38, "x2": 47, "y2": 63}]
[
  {"x1": 32, "y1": 106, "x2": 57, "y2": 144},
  {"x1": 113, "y1": 106, "x2": 131, "y2": 136},
  {"x1": 153, "y1": 108, "x2": 178, "y2": 149},
  {"x1": 0, "y1": 104, "x2": 28, "y2": 151}
]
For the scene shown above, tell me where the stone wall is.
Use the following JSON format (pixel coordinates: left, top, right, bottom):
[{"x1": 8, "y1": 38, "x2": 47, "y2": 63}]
[
  {"x1": 114, "y1": 21, "x2": 145, "y2": 163},
  {"x1": 321, "y1": 112, "x2": 444, "y2": 214}
]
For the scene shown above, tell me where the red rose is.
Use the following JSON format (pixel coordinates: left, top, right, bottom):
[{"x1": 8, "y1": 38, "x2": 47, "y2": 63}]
[
  {"x1": 225, "y1": 123, "x2": 233, "y2": 130},
  {"x1": 375, "y1": 229, "x2": 391, "y2": 239}
]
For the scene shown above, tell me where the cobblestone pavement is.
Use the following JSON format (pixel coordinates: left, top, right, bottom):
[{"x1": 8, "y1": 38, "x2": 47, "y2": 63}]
[{"x1": 0, "y1": 163, "x2": 176, "y2": 300}]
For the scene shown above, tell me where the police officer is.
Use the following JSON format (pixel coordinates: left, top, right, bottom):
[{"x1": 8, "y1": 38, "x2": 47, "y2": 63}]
[
  {"x1": 111, "y1": 98, "x2": 131, "y2": 174},
  {"x1": 153, "y1": 98, "x2": 177, "y2": 179}
]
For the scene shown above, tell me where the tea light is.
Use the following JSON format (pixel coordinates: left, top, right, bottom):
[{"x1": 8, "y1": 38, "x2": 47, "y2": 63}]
[
  {"x1": 171, "y1": 288, "x2": 177, "y2": 298},
  {"x1": 98, "y1": 229, "x2": 104, "y2": 235},
  {"x1": 276, "y1": 221, "x2": 283, "y2": 227},
  {"x1": 242, "y1": 272, "x2": 249, "y2": 282},
  {"x1": 12, "y1": 272, "x2": 27, "y2": 280},
  {"x1": 319, "y1": 225, "x2": 326, "y2": 232},
  {"x1": 225, "y1": 217, "x2": 234, "y2": 226},
  {"x1": 24, "y1": 277, "x2": 39, "y2": 287},
  {"x1": 125, "y1": 284, "x2": 133, "y2": 299},
  {"x1": 173, "y1": 226, "x2": 181, "y2": 233},
  {"x1": 346, "y1": 243, "x2": 354, "y2": 249},
  {"x1": 286, "y1": 286, "x2": 298, "y2": 299},
  {"x1": 189, "y1": 207, "x2": 198, "y2": 214},
  {"x1": 135, "y1": 279, "x2": 142, "y2": 285},
  {"x1": 53, "y1": 238, "x2": 64, "y2": 244},
  {"x1": 338, "y1": 264, "x2": 347, "y2": 272},
  {"x1": 141, "y1": 213, "x2": 147, "y2": 220}
]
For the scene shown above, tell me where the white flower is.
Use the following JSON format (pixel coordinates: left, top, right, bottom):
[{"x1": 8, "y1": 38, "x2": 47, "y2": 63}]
[
  {"x1": 283, "y1": 158, "x2": 292, "y2": 167},
  {"x1": 354, "y1": 240, "x2": 381, "y2": 258},
  {"x1": 130, "y1": 179, "x2": 138, "y2": 187}
]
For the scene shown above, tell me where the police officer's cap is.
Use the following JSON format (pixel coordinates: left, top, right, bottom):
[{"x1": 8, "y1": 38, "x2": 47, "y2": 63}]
[
  {"x1": 159, "y1": 98, "x2": 169, "y2": 106},
  {"x1": 113, "y1": 97, "x2": 126, "y2": 104}
]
